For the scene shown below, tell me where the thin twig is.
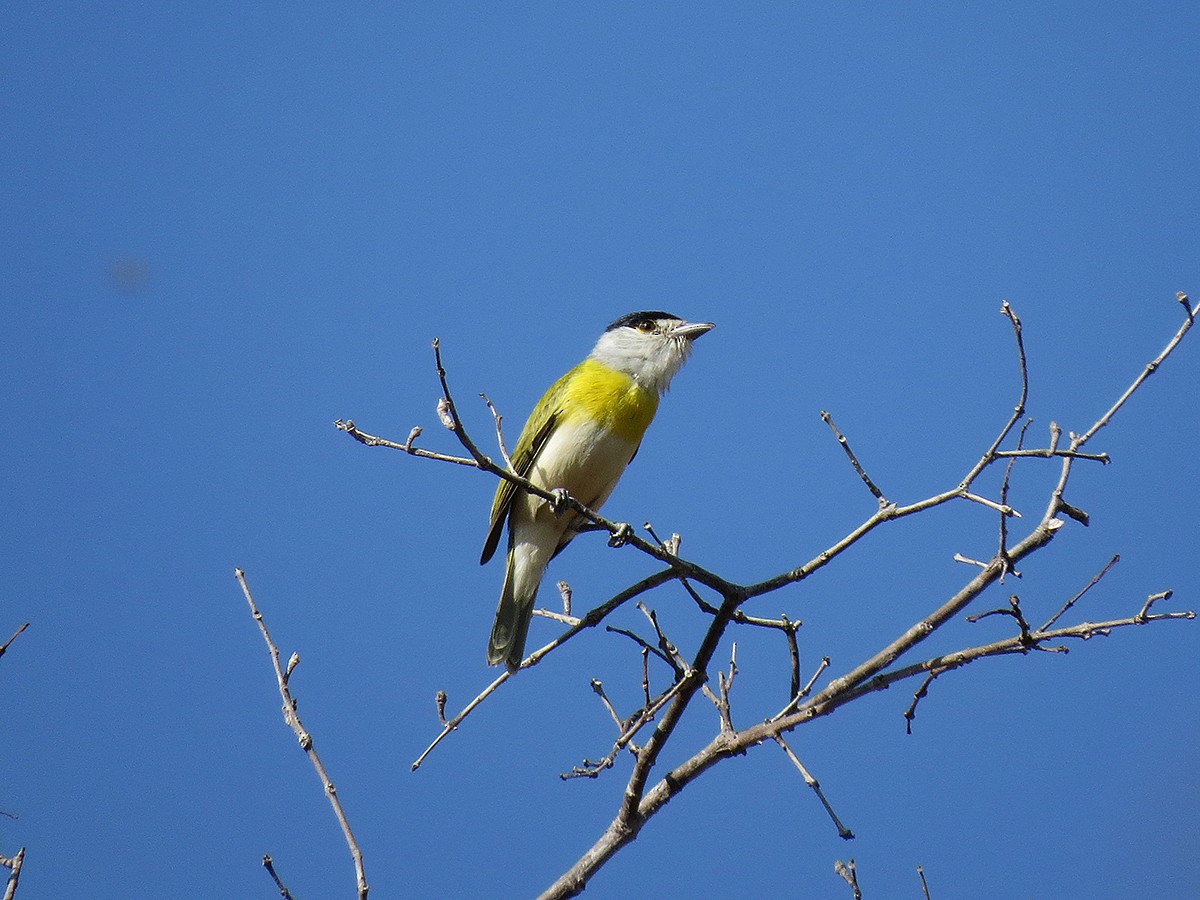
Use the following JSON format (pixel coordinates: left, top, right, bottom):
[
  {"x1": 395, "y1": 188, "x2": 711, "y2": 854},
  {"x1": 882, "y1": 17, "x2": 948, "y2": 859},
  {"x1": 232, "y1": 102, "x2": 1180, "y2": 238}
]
[
  {"x1": 967, "y1": 594, "x2": 1038, "y2": 645},
  {"x1": 480, "y1": 392, "x2": 514, "y2": 470},
  {"x1": 918, "y1": 865, "x2": 931, "y2": 900},
  {"x1": 775, "y1": 735, "x2": 854, "y2": 839},
  {"x1": 563, "y1": 675, "x2": 695, "y2": 779},
  {"x1": 960, "y1": 492, "x2": 1020, "y2": 517},
  {"x1": 1041, "y1": 554, "x2": 1120, "y2": 632},
  {"x1": 412, "y1": 669, "x2": 510, "y2": 771},
  {"x1": 235, "y1": 569, "x2": 369, "y2": 900},
  {"x1": 782, "y1": 613, "x2": 800, "y2": 700},
  {"x1": 412, "y1": 569, "x2": 677, "y2": 770},
  {"x1": 641, "y1": 648, "x2": 651, "y2": 707},
  {"x1": 1076, "y1": 293, "x2": 1195, "y2": 446},
  {"x1": 262, "y1": 855, "x2": 297, "y2": 900},
  {"x1": 997, "y1": 419, "x2": 1033, "y2": 576},
  {"x1": 1, "y1": 848, "x2": 24, "y2": 900},
  {"x1": 822, "y1": 410, "x2": 886, "y2": 504},
  {"x1": 771, "y1": 656, "x2": 830, "y2": 723},
  {"x1": 957, "y1": 300, "x2": 1029, "y2": 493},
  {"x1": 335, "y1": 419, "x2": 478, "y2": 467},
  {"x1": 715, "y1": 643, "x2": 738, "y2": 733},
  {"x1": 1136, "y1": 589, "x2": 1174, "y2": 623},
  {"x1": 533, "y1": 607, "x2": 582, "y2": 626},
  {"x1": 637, "y1": 603, "x2": 687, "y2": 673},
  {"x1": 831, "y1": 602, "x2": 1195, "y2": 715},
  {"x1": 605, "y1": 626, "x2": 673, "y2": 667},
  {"x1": 590, "y1": 680, "x2": 623, "y2": 729},
  {"x1": 0, "y1": 623, "x2": 29, "y2": 660},
  {"x1": 993, "y1": 447, "x2": 1109, "y2": 463},
  {"x1": 834, "y1": 859, "x2": 862, "y2": 900},
  {"x1": 903, "y1": 671, "x2": 938, "y2": 735},
  {"x1": 801, "y1": 657, "x2": 831, "y2": 698},
  {"x1": 1179, "y1": 290, "x2": 1195, "y2": 321}
]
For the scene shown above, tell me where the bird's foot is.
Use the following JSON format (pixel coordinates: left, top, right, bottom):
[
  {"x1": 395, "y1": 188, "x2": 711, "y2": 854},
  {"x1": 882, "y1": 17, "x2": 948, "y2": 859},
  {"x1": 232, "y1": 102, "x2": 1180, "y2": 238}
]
[
  {"x1": 550, "y1": 488, "x2": 571, "y2": 518},
  {"x1": 608, "y1": 522, "x2": 633, "y2": 548}
]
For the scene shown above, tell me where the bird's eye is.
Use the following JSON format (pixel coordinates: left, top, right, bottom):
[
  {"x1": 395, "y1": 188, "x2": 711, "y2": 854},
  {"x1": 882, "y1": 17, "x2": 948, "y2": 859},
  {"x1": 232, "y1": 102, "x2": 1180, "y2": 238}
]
[{"x1": 635, "y1": 319, "x2": 656, "y2": 333}]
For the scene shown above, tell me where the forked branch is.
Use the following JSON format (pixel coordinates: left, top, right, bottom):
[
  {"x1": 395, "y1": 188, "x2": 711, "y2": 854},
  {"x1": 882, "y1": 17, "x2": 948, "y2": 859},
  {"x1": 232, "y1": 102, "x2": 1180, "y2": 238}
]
[
  {"x1": 235, "y1": 569, "x2": 369, "y2": 900},
  {"x1": 330, "y1": 295, "x2": 1195, "y2": 899}
]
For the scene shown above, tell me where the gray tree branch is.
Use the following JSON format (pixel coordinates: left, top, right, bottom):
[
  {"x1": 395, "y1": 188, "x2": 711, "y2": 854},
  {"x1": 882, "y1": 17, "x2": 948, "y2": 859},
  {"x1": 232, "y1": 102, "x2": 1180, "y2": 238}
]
[{"x1": 328, "y1": 294, "x2": 1196, "y2": 898}]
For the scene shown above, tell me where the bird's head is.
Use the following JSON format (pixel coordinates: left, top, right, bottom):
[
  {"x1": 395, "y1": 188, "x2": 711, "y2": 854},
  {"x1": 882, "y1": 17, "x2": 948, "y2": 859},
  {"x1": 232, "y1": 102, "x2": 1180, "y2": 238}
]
[{"x1": 589, "y1": 311, "x2": 714, "y2": 395}]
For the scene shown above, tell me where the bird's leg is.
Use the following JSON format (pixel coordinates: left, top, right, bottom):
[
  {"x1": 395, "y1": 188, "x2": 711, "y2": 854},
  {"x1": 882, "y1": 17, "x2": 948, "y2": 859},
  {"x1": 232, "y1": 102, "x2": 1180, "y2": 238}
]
[
  {"x1": 549, "y1": 488, "x2": 571, "y2": 518},
  {"x1": 608, "y1": 522, "x2": 633, "y2": 547}
]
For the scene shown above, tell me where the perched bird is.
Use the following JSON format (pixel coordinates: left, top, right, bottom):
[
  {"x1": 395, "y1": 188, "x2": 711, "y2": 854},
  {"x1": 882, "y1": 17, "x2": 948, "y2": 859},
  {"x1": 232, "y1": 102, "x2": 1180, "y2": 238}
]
[{"x1": 480, "y1": 312, "x2": 714, "y2": 672}]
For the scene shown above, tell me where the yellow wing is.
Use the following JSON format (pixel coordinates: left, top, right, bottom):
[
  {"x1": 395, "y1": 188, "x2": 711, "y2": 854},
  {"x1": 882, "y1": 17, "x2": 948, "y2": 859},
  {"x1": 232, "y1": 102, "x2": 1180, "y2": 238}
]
[{"x1": 479, "y1": 370, "x2": 573, "y2": 565}]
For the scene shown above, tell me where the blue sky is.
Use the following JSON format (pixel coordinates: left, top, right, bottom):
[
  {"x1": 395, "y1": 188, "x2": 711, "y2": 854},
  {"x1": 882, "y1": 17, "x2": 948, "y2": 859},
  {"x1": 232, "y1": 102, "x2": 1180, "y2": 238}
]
[{"x1": 3, "y1": 3, "x2": 1198, "y2": 898}]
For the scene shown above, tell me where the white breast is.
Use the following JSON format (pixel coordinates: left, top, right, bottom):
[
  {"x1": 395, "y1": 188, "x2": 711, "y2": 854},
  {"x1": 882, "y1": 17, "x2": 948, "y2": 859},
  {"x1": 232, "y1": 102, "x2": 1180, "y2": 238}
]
[{"x1": 526, "y1": 416, "x2": 640, "y2": 513}]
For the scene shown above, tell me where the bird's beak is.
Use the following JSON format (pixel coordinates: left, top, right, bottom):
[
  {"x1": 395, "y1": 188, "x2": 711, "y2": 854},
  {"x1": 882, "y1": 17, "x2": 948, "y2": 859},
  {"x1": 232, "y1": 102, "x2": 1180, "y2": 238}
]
[{"x1": 672, "y1": 320, "x2": 715, "y2": 341}]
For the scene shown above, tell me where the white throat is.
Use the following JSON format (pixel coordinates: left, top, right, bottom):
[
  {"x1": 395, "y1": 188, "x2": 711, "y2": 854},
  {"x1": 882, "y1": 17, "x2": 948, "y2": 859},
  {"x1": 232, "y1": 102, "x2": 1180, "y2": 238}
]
[{"x1": 589, "y1": 325, "x2": 695, "y2": 396}]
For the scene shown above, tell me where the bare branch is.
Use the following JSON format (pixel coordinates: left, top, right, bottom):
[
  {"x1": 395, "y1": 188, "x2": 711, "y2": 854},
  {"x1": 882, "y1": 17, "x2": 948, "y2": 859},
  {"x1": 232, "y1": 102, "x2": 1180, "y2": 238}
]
[
  {"x1": 831, "y1": 599, "x2": 1194, "y2": 716},
  {"x1": 714, "y1": 643, "x2": 738, "y2": 733},
  {"x1": 412, "y1": 568, "x2": 677, "y2": 770},
  {"x1": 411, "y1": 669, "x2": 510, "y2": 771},
  {"x1": 1, "y1": 848, "x2": 24, "y2": 900},
  {"x1": 993, "y1": 447, "x2": 1109, "y2": 463},
  {"x1": 834, "y1": 859, "x2": 862, "y2": 900},
  {"x1": 641, "y1": 649, "x2": 651, "y2": 708},
  {"x1": 997, "y1": 419, "x2": 1032, "y2": 574},
  {"x1": 1, "y1": 625, "x2": 28, "y2": 900},
  {"x1": 771, "y1": 655, "x2": 831, "y2": 723},
  {"x1": 637, "y1": 602, "x2": 688, "y2": 675},
  {"x1": 542, "y1": 574, "x2": 1194, "y2": 897},
  {"x1": 480, "y1": 392, "x2": 514, "y2": 470},
  {"x1": 605, "y1": 625, "x2": 673, "y2": 668},
  {"x1": 1076, "y1": 293, "x2": 1194, "y2": 445},
  {"x1": 821, "y1": 410, "x2": 887, "y2": 504},
  {"x1": 782, "y1": 613, "x2": 801, "y2": 700},
  {"x1": 774, "y1": 735, "x2": 854, "y2": 839},
  {"x1": 1041, "y1": 554, "x2": 1120, "y2": 632},
  {"x1": 0, "y1": 623, "x2": 29, "y2": 661},
  {"x1": 533, "y1": 607, "x2": 582, "y2": 627},
  {"x1": 262, "y1": 855, "x2": 297, "y2": 900},
  {"x1": 903, "y1": 671, "x2": 938, "y2": 735},
  {"x1": 1136, "y1": 589, "x2": 1174, "y2": 623},
  {"x1": 563, "y1": 675, "x2": 694, "y2": 780},
  {"x1": 590, "y1": 680, "x2": 623, "y2": 729},
  {"x1": 335, "y1": 298, "x2": 1196, "y2": 898},
  {"x1": 235, "y1": 569, "x2": 369, "y2": 900},
  {"x1": 748, "y1": 362, "x2": 1045, "y2": 600},
  {"x1": 334, "y1": 419, "x2": 478, "y2": 467},
  {"x1": 961, "y1": 492, "x2": 1020, "y2": 518},
  {"x1": 956, "y1": 300, "x2": 1029, "y2": 491}
]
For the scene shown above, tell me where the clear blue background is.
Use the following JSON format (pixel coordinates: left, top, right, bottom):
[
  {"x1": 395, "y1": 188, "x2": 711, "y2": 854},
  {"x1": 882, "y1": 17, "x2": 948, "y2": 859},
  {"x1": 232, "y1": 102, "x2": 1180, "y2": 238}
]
[{"x1": 3, "y1": 4, "x2": 1198, "y2": 898}]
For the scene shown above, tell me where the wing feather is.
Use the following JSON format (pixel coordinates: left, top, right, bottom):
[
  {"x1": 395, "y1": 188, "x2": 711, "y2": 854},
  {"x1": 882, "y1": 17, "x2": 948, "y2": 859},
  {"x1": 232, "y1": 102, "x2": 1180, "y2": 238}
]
[{"x1": 479, "y1": 374, "x2": 571, "y2": 564}]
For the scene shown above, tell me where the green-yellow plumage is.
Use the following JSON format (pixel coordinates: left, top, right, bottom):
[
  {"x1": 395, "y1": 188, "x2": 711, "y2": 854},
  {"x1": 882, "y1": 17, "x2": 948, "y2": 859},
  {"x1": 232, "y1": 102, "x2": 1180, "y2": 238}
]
[
  {"x1": 481, "y1": 359, "x2": 658, "y2": 568},
  {"x1": 481, "y1": 312, "x2": 713, "y2": 671}
]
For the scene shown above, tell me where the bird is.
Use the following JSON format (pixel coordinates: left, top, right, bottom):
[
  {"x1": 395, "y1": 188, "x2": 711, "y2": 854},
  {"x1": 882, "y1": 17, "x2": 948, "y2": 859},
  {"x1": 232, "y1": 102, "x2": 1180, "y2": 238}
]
[{"x1": 480, "y1": 311, "x2": 714, "y2": 672}]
